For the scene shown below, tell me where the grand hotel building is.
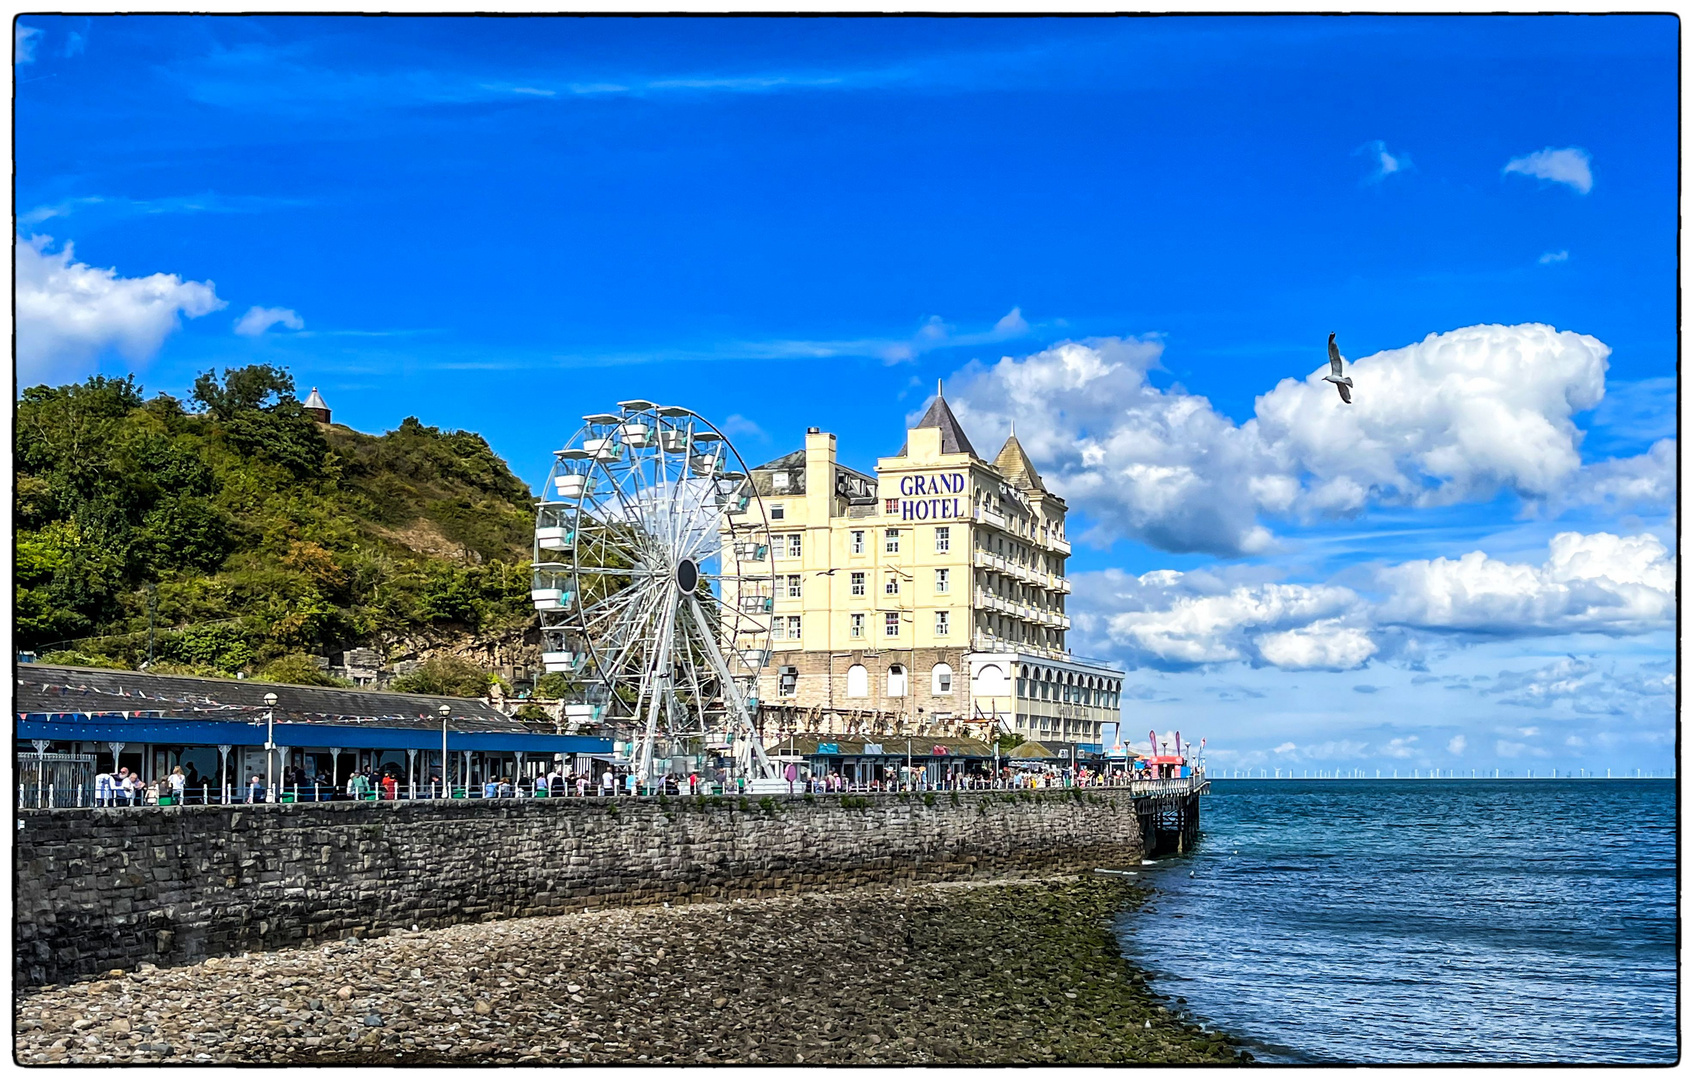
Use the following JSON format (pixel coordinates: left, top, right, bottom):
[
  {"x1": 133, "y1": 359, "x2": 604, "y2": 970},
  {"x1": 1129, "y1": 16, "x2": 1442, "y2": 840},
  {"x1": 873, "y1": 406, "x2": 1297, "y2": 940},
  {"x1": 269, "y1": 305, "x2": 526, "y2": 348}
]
[{"x1": 737, "y1": 388, "x2": 1125, "y2": 749}]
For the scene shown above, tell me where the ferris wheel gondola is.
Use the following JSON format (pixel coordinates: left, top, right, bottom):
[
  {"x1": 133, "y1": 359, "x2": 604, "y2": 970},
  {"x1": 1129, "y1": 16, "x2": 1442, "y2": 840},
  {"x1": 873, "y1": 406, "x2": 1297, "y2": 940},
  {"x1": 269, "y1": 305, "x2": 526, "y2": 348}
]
[{"x1": 533, "y1": 402, "x2": 778, "y2": 784}]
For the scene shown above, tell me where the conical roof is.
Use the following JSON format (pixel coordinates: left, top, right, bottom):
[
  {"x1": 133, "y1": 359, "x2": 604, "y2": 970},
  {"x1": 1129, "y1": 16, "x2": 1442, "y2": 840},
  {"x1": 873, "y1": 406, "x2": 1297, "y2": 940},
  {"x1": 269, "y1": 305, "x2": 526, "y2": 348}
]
[
  {"x1": 897, "y1": 382, "x2": 976, "y2": 458},
  {"x1": 994, "y1": 429, "x2": 1044, "y2": 493},
  {"x1": 303, "y1": 387, "x2": 330, "y2": 411}
]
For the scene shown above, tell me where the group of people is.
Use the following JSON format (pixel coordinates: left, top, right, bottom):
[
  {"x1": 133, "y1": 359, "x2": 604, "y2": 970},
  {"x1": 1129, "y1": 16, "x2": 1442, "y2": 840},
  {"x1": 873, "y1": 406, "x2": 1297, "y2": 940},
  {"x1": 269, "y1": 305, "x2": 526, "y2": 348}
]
[{"x1": 94, "y1": 765, "x2": 197, "y2": 806}]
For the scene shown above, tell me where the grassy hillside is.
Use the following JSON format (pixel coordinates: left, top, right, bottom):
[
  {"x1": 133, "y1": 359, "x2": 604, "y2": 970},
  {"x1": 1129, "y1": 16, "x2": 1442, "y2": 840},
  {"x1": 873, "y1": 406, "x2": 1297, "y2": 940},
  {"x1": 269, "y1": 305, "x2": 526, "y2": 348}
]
[{"x1": 15, "y1": 365, "x2": 542, "y2": 689}]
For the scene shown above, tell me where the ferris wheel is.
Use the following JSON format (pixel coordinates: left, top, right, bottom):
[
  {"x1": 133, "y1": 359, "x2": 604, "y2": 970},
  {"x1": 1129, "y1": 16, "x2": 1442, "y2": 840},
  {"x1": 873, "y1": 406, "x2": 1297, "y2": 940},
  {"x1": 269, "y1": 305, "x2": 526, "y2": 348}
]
[{"x1": 532, "y1": 401, "x2": 778, "y2": 784}]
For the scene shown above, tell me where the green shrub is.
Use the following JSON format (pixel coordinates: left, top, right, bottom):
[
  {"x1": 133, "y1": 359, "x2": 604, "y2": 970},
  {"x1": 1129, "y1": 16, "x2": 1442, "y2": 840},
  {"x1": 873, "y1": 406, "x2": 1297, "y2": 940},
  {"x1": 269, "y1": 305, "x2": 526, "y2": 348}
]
[{"x1": 258, "y1": 653, "x2": 352, "y2": 687}]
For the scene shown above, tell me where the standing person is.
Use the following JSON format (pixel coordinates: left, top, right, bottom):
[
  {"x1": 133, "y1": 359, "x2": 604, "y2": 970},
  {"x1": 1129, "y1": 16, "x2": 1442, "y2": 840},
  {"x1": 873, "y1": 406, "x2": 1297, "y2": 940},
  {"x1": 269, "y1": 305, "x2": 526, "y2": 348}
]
[
  {"x1": 168, "y1": 766, "x2": 186, "y2": 802},
  {"x1": 94, "y1": 767, "x2": 114, "y2": 808},
  {"x1": 247, "y1": 773, "x2": 264, "y2": 803},
  {"x1": 382, "y1": 772, "x2": 398, "y2": 800},
  {"x1": 576, "y1": 772, "x2": 589, "y2": 798},
  {"x1": 483, "y1": 775, "x2": 499, "y2": 799}
]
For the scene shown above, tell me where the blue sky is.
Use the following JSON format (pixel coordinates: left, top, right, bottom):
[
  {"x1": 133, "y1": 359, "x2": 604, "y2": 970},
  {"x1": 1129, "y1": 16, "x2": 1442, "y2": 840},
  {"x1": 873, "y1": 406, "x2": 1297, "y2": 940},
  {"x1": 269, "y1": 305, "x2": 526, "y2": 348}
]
[{"x1": 16, "y1": 15, "x2": 1678, "y2": 774}]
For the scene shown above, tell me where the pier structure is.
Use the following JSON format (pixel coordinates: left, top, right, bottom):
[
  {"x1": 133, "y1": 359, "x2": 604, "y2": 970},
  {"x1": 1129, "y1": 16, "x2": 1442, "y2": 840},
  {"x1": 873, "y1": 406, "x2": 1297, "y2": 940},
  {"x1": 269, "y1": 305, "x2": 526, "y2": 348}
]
[{"x1": 1130, "y1": 774, "x2": 1209, "y2": 857}]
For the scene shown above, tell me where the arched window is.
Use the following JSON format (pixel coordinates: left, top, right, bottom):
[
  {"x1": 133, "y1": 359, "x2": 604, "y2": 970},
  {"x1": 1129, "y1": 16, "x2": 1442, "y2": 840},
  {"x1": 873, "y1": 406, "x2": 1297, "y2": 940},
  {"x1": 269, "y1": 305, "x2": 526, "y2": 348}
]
[
  {"x1": 846, "y1": 664, "x2": 868, "y2": 698},
  {"x1": 973, "y1": 663, "x2": 1008, "y2": 697},
  {"x1": 888, "y1": 665, "x2": 908, "y2": 697},
  {"x1": 932, "y1": 663, "x2": 954, "y2": 695}
]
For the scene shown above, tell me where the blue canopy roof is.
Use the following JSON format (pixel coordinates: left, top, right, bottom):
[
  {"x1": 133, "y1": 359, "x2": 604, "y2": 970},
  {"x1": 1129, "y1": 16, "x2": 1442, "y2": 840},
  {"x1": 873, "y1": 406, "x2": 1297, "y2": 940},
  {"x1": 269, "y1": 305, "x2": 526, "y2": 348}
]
[{"x1": 16, "y1": 713, "x2": 610, "y2": 755}]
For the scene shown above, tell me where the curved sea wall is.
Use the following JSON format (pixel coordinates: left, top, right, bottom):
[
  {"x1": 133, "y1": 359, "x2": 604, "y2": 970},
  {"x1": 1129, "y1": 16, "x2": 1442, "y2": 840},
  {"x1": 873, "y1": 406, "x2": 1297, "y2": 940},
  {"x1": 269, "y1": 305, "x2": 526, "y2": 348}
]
[{"x1": 14, "y1": 790, "x2": 1143, "y2": 986}]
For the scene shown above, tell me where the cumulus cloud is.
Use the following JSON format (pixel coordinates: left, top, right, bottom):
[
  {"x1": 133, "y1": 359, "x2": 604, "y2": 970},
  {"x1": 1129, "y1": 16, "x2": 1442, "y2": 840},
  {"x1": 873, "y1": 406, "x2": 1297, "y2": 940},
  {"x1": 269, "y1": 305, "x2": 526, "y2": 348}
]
[
  {"x1": 1504, "y1": 147, "x2": 1594, "y2": 194},
  {"x1": 16, "y1": 235, "x2": 225, "y2": 381},
  {"x1": 1377, "y1": 531, "x2": 1675, "y2": 636},
  {"x1": 1072, "y1": 529, "x2": 1673, "y2": 673},
  {"x1": 1080, "y1": 567, "x2": 1373, "y2": 671},
  {"x1": 1555, "y1": 438, "x2": 1677, "y2": 515},
  {"x1": 1485, "y1": 656, "x2": 1675, "y2": 719},
  {"x1": 948, "y1": 324, "x2": 1654, "y2": 556},
  {"x1": 16, "y1": 24, "x2": 41, "y2": 64},
  {"x1": 233, "y1": 305, "x2": 304, "y2": 336},
  {"x1": 1381, "y1": 736, "x2": 1418, "y2": 758},
  {"x1": 1539, "y1": 250, "x2": 1570, "y2": 265},
  {"x1": 1447, "y1": 735, "x2": 1467, "y2": 755},
  {"x1": 1356, "y1": 139, "x2": 1411, "y2": 183}
]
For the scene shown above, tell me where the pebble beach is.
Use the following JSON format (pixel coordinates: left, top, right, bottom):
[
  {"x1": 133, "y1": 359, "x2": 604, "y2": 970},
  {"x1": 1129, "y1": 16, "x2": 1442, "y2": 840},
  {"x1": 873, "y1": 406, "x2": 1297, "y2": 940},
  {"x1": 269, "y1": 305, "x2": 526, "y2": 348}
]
[{"x1": 15, "y1": 875, "x2": 1249, "y2": 1065}]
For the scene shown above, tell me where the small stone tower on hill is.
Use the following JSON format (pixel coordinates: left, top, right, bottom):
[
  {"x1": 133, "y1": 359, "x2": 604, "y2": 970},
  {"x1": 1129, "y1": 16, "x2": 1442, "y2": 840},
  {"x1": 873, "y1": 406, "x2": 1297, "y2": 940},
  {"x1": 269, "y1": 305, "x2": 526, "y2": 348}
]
[{"x1": 302, "y1": 387, "x2": 331, "y2": 425}]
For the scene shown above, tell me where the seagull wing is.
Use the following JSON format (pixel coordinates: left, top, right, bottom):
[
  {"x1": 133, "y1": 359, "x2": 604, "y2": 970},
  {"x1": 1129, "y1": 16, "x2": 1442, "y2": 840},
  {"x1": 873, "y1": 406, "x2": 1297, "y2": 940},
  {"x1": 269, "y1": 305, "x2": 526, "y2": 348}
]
[
  {"x1": 1336, "y1": 381, "x2": 1352, "y2": 404},
  {"x1": 1328, "y1": 333, "x2": 1344, "y2": 377}
]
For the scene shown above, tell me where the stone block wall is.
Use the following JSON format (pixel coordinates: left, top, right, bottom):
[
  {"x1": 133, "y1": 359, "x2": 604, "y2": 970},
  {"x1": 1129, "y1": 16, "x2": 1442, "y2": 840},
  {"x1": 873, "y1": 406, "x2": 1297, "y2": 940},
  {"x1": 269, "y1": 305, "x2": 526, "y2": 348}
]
[{"x1": 14, "y1": 790, "x2": 1142, "y2": 986}]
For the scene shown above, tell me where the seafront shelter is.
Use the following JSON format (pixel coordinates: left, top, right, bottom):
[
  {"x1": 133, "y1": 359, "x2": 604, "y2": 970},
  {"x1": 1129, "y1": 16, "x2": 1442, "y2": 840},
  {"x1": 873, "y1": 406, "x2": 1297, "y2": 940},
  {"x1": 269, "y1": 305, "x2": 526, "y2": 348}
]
[{"x1": 14, "y1": 664, "x2": 612, "y2": 804}]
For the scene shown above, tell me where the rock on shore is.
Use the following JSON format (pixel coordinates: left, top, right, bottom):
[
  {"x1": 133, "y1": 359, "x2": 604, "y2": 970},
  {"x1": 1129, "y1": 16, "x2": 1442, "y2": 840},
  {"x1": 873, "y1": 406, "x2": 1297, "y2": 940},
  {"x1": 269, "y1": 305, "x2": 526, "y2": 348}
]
[{"x1": 14, "y1": 876, "x2": 1248, "y2": 1065}]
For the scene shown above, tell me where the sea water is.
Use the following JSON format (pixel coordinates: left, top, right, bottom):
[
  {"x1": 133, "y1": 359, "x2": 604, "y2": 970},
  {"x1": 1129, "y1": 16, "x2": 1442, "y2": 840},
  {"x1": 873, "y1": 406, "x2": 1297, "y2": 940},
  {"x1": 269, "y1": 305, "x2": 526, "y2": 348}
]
[{"x1": 1117, "y1": 779, "x2": 1677, "y2": 1064}]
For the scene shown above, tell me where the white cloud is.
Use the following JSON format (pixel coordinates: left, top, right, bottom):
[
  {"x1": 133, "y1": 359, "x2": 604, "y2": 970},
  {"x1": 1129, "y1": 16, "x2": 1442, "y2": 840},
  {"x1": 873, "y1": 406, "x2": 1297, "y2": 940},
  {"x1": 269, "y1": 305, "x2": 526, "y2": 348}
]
[
  {"x1": 1495, "y1": 739, "x2": 1528, "y2": 758},
  {"x1": 1376, "y1": 531, "x2": 1675, "y2": 637},
  {"x1": 949, "y1": 323, "x2": 1636, "y2": 556},
  {"x1": 16, "y1": 24, "x2": 41, "y2": 64},
  {"x1": 1081, "y1": 567, "x2": 1372, "y2": 671},
  {"x1": 1258, "y1": 620, "x2": 1379, "y2": 670},
  {"x1": 719, "y1": 413, "x2": 767, "y2": 442},
  {"x1": 1272, "y1": 742, "x2": 1297, "y2": 754},
  {"x1": 1485, "y1": 657, "x2": 1675, "y2": 719},
  {"x1": 1382, "y1": 736, "x2": 1418, "y2": 758},
  {"x1": 233, "y1": 305, "x2": 305, "y2": 336},
  {"x1": 1504, "y1": 147, "x2": 1593, "y2": 194},
  {"x1": 1073, "y1": 529, "x2": 1673, "y2": 673},
  {"x1": 1556, "y1": 438, "x2": 1676, "y2": 514},
  {"x1": 1539, "y1": 250, "x2": 1570, "y2": 265},
  {"x1": 1447, "y1": 735, "x2": 1468, "y2": 755},
  {"x1": 1356, "y1": 139, "x2": 1410, "y2": 183},
  {"x1": 16, "y1": 235, "x2": 225, "y2": 382},
  {"x1": 994, "y1": 306, "x2": 1029, "y2": 335}
]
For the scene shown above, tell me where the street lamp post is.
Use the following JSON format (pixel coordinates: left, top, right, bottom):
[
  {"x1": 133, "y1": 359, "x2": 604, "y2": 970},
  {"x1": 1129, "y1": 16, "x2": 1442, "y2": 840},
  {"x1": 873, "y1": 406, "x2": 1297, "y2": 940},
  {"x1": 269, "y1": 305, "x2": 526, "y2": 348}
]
[
  {"x1": 263, "y1": 693, "x2": 279, "y2": 803},
  {"x1": 439, "y1": 704, "x2": 451, "y2": 798}
]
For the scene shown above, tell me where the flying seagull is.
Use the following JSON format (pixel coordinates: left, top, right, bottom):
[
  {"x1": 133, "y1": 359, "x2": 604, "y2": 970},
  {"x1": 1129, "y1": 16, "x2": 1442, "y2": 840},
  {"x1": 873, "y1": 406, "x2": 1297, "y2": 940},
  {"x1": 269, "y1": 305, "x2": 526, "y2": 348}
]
[{"x1": 1325, "y1": 333, "x2": 1354, "y2": 404}]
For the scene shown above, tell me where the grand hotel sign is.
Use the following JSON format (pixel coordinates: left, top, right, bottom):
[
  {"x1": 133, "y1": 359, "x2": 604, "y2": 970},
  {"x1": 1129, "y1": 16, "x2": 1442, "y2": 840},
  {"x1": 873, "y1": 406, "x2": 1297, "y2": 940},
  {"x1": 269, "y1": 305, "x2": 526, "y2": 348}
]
[{"x1": 884, "y1": 472, "x2": 967, "y2": 522}]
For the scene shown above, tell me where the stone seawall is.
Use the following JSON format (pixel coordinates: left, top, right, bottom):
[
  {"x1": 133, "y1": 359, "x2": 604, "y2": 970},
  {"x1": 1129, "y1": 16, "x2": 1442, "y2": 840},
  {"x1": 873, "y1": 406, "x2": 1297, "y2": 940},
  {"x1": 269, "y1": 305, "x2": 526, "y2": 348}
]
[{"x1": 14, "y1": 790, "x2": 1143, "y2": 986}]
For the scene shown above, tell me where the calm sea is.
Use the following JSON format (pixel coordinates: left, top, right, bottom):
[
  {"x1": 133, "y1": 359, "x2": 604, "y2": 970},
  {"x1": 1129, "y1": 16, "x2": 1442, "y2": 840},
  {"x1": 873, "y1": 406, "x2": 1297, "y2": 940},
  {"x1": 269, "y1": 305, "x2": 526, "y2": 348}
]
[{"x1": 1117, "y1": 779, "x2": 1678, "y2": 1064}]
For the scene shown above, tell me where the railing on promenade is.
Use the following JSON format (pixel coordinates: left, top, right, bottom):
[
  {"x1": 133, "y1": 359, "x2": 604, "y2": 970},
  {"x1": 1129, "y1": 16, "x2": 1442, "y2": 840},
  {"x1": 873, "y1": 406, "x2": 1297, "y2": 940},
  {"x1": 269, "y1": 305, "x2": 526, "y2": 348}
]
[{"x1": 23, "y1": 772, "x2": 1210, "y2": 810}]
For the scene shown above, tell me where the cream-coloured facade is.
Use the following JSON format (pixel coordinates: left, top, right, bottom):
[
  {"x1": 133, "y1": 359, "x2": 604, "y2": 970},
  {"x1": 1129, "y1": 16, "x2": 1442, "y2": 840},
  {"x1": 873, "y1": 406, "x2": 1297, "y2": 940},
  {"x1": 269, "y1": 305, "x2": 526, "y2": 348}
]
[{"x1": 730, "y1": 389, "x2": 1125, "y2": 748}]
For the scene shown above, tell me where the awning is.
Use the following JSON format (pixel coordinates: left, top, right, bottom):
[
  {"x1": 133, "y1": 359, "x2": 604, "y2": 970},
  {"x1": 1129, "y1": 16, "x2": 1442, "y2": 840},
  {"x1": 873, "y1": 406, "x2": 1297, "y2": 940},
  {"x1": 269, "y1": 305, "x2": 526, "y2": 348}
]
[{"x1": 15, "y1": 715, "x2": 612, "y2": 756}]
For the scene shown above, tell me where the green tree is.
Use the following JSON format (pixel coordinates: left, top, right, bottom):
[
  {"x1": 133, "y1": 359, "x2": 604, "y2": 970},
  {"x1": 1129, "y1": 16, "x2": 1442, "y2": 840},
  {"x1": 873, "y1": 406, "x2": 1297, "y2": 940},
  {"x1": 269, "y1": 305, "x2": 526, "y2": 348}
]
[{"x1": 191, "y1": 364, "x2": 296, "y2": 421}]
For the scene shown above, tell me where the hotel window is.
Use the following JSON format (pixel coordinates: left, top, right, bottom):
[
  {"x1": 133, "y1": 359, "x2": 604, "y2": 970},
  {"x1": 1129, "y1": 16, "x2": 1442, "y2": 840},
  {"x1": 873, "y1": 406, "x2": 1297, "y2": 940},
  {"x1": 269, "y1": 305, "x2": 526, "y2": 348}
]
[
  {"x1": 884, "y1": 498, "x2": 900, "y2": 515},
  {"x1": 778, "y1": 666, "x2": 798, "y2": 696},
  {"x1": 850, "y1": 613, "x2": 864, "y2": 639},
  {"x1": 885, "y1": 577, "x2": 900, "y2": 596},
  {"x1": 935, "y1": 610, "x2": 950, "y2": 636},
  {"x1": 851, "y1": 530, "x2": 865, "y2": 555},
  {"x1": 786, "y1": 615, "x2": 802, "y2": 640},
  {"x1": 935, "y1": 568, "x2": 949, "y2": 594},
  {"x1": 884, "y1": 529, "x2": 901, "y2": 554},
  {"x1": 850, "y1": 571, "x2": 866, "y2": 596},
  {"x1": 769, "y1": 503, "x2": 785, "y2": 520},
  {"x1": 934, "y1": 526, "x2": 950, "y2": 554},
  {"x1": 932, "y1": 663, "x2": 953, "y2": 695},
  {"x1": 785, "y1": 533, "x2": 802, "y2": 559},
  {"x1": 786, "y1": 574, "x2": 803, "y2": 598},
  {"x1": 884, "y1": 612, "x2": 900, "y2": 637}
]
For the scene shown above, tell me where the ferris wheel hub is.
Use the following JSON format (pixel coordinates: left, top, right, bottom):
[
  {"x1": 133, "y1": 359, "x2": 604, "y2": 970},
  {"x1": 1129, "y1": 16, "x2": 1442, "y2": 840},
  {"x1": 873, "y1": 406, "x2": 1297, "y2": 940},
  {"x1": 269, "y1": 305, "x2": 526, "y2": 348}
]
[{"x1": 676, "y1": 558, "x2": 700, "y2": 594}]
